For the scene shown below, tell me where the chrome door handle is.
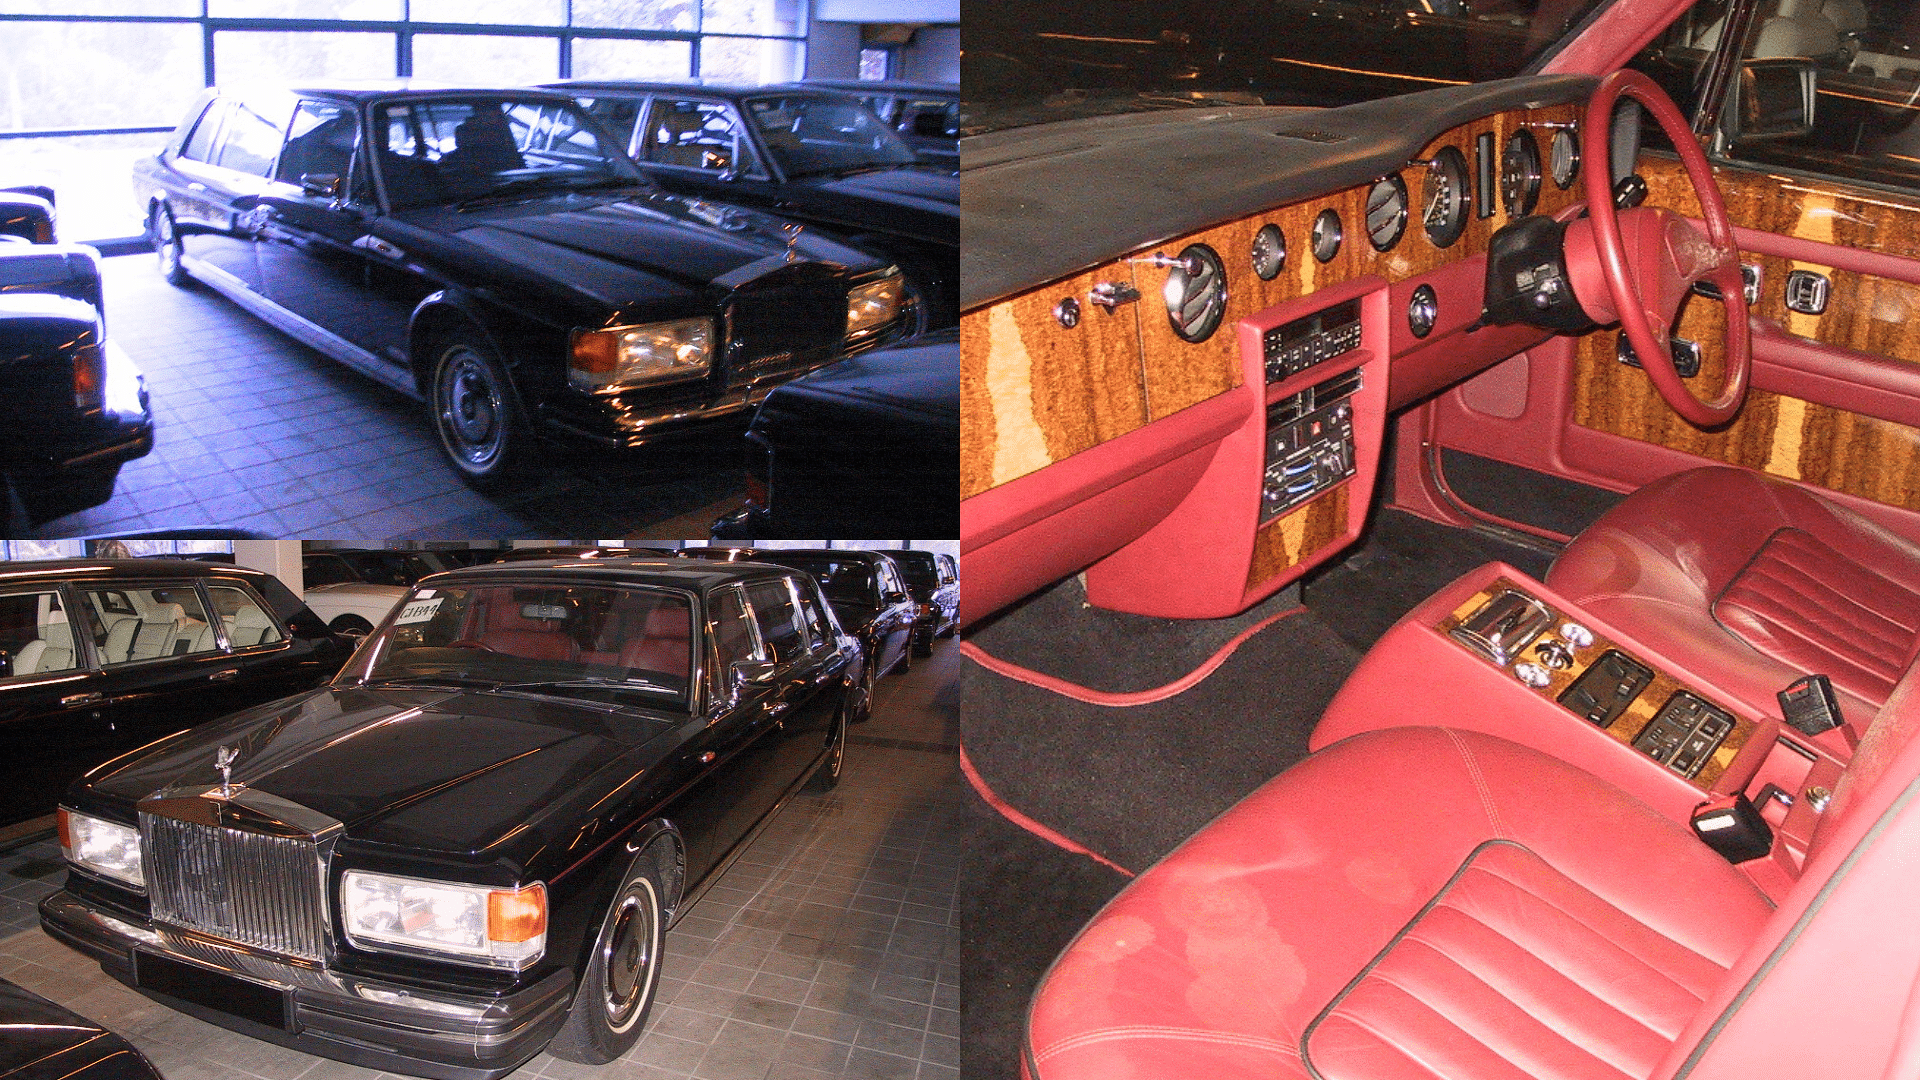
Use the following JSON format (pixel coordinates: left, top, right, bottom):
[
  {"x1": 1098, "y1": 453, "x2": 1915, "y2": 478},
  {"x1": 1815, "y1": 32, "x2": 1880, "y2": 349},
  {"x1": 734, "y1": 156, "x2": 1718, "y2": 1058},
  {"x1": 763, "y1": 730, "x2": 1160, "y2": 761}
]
[
  {"x1": 209, "y1": 668, "x2": 240, "y2": 681},
  {"x1": 61, "y1": 692, "x2": 103, "y2": 707},
  {"x1": 699, "y1": 751, "x2": 716, "y2": 764}
]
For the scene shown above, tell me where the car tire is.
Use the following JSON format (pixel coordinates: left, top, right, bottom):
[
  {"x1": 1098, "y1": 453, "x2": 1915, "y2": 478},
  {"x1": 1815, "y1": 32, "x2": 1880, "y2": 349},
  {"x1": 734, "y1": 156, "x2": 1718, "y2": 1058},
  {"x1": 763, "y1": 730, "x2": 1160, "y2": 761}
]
[
  {"x1": 549, "y1": 847, "x2": 668, "y2": 1065},
  {"x1": 806, "y1": 707, "x2": 847, "y2": 792},
  {"x1": 428, "y1": 331, "x2": 538, "y2": 492},
  {"x1": 328, "y1": 614, "x2": 375, "y2": 639},
  {"x1": 849, "y1": 654, "x2": 876, "y2": 724},
  {"x1": 892, "y1": 639, "x2": 912, "y2": 676},
  {"x1": 151, "y1": 206, "x2": 189, "y2": 287}
]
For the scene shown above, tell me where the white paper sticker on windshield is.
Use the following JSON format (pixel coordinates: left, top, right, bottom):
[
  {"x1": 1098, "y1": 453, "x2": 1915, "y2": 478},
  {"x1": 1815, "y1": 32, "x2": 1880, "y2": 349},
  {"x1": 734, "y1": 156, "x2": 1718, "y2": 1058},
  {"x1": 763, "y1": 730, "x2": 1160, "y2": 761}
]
[{"x1": 395, "y1": 597, "x2": 444, "y2": 624}]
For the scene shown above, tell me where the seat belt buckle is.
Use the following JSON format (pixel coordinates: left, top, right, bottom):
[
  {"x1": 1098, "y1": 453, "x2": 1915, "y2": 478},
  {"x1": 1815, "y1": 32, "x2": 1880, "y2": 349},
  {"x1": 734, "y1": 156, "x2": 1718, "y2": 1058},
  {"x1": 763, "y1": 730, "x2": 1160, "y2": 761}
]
[
  {"x1": 1691, "y1": 793, "x2": 1773, "y2": 863},
  {"x1": 1779, "y1": 674, "x2": 1843, "y2": 736}
]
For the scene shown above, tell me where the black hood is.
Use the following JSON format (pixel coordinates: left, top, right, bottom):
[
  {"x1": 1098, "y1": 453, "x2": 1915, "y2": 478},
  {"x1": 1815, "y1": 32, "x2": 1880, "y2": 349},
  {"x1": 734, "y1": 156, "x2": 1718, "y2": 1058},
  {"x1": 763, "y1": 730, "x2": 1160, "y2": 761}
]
[
  {"x1": 783, "y1": 167, "x2": 958, "y2": 247},
  {"x1": 386, "y1": 187, "x2": 886, "y2": 324},
  {"x1": 86, "y1": 686, "x2": 684, "y2": 855}
]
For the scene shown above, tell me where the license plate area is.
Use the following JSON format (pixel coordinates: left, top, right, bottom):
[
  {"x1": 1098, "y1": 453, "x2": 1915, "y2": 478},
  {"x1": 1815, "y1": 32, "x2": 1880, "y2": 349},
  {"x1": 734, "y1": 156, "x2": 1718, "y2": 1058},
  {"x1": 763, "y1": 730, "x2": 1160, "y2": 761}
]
[{"x1": 134, "y1": 950, "x2": 293, "y2": 1031}]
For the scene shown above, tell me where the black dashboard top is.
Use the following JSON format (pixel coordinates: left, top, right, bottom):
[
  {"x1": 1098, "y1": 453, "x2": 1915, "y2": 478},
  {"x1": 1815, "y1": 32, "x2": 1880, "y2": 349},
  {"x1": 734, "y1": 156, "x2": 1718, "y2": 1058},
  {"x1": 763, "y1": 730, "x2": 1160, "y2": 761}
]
[{"x1": 961, "y1": 74, "x2": 1599, "y2": 310}]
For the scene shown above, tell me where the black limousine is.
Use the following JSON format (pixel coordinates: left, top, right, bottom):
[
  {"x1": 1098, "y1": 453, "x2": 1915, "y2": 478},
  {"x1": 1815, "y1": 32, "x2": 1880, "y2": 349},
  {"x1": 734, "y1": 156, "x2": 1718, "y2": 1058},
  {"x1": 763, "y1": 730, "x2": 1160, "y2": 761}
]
[
  {"x1": 134, "y1": 84, "x2": 910, "y2": 489},
  {"x1": 42, "y1": 558, "x2": 859, "y2": 1078},
  {"x1": 543, "y1": 80, "x2": 958, "y2": 330},
  {"x1": 0, "y1": 559, "x2": 350, "y2": 832}
]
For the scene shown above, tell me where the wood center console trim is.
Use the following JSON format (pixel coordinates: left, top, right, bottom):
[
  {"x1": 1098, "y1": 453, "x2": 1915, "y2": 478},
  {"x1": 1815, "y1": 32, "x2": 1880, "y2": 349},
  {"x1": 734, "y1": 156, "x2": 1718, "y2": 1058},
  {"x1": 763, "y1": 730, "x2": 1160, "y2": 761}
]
[{"x1": 1438, "y1": 578, "x2": 1758, "y2": 791}]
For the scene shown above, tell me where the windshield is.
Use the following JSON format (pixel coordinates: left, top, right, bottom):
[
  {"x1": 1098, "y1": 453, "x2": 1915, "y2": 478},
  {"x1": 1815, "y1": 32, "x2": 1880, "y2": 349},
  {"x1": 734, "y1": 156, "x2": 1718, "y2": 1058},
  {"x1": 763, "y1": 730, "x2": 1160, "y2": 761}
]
[
  {"x1": 743, "y1": 94, "x2": 920, "y2": 178},
  {"x1": 963, "y1": 0, "x2": 1612, "y2": 134},
  {"x1": 359, "y1": 583, "x2": 693, "y2": 708},
  {"x1": 373, "y1": 97, "x2": 646, "y2": 209},
  {"x1": 757, "y1": 556, "x2": 877, "y2": 605}
]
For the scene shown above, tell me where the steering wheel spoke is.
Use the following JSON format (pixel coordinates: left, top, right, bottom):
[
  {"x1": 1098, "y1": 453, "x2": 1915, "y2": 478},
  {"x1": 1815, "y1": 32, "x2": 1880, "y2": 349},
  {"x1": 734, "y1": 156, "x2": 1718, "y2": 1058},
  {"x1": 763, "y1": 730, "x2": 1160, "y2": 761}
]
[{"x1": 1584, "y1": 70, "x2": 1750, "y2": 428}]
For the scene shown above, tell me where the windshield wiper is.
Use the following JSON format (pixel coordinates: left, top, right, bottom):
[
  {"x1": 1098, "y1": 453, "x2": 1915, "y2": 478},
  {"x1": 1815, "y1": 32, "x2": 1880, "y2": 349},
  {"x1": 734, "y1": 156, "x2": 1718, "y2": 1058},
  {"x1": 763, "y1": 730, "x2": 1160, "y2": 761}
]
[
  {"x1": 360, "y1": 674, "x2": 505, "y2": 690},
  {"x1": 454, "y1": 172, "x2": 634, "y2": 210},
  {"x1": 493, "y1": 677, "x2": 679, "y2": 696}
]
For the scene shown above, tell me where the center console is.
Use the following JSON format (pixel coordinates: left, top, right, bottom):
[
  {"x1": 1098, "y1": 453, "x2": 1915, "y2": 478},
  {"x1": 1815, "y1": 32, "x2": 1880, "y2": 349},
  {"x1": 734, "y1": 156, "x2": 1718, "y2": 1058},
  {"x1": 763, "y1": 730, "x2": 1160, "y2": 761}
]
[{"x1": 1314, "y1": 561, "x2": 1850, "y2": 900}]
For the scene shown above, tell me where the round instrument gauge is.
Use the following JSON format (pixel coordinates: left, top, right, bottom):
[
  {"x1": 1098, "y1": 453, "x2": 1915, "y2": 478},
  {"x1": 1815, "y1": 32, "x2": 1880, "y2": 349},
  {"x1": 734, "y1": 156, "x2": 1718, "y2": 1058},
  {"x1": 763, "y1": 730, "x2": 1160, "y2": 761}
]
[
  {"x1": 1549, "y1": 128, "x2": 1579, "y2": 189},
  {"x1": 1163, "y1": 243, "x2": 1228, "y2": 343},
  {"x1": 1421, "y1": 145, "x2": 1470, "y2": 249},
  {"x1": 1311, "y1": 209, "x2": 1343, "y2": 263},
  {"x1": 1251, "y1": 223, "x2": 1286, "y2": 280},
  {"x1": 1501, "y1": 130, "x2": 1542, "y2": 218},
  {"x1": 1365, "y1": 173, "x2": 1409, "y2": 252}
]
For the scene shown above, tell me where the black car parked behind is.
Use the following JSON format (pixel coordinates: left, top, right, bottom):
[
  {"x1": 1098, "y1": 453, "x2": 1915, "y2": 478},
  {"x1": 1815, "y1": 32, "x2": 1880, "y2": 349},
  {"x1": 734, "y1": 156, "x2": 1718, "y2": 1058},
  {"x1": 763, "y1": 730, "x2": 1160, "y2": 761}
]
[
  {"x1": 891, "y1": 549, "x2": 959, "y2": 655},
  {"x1": 751, "y1": 548, "x2": 917, "y2": 723}
]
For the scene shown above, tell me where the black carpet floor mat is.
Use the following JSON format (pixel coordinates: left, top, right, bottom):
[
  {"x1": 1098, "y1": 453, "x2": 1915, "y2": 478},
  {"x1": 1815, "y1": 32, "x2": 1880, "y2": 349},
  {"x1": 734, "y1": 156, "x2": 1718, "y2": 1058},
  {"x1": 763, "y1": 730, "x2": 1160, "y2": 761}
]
[
  {"x1": 965, "y1": 571, "x2": 1312, "y2": 693},
  {"x1": 1303, "y1": 507, "x2": 1557, "y2": 652},
  {"x1": 959, "y1": 791, "x2": 1127, "y2": 1080}
]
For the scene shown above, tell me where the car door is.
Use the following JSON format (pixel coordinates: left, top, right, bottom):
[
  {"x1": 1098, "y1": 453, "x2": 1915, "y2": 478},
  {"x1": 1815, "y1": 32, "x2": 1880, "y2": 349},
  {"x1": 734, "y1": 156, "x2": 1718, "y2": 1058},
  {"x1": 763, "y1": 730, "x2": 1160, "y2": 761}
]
[
  {"x1": 744, "y1": 574, "x2": 844, "y2": 792},
  {"x1": 255, "y1": 97, "x2": 414, "y2": 368},
  {"x1": 670, "y1": 584, "x2": 790, "y2": 882},
  {"x1": 936, "y1": 554, "x2": 960, "y2": 626},
  {"x1": 869, "y1": 558, "x2": 914, "y2": 674},
  {"x1": 189, "y1": 579, "x2": 316, "y2": 713},
  {"x1": 169, "y1": 94, "x2": 294, "y2": 292},
  {"x1": 1426, "y1": 0, "x2": 1920, "y2": 535},
  {"x1": 0, "y1": 584, "x2": 109, "y2": 827}
]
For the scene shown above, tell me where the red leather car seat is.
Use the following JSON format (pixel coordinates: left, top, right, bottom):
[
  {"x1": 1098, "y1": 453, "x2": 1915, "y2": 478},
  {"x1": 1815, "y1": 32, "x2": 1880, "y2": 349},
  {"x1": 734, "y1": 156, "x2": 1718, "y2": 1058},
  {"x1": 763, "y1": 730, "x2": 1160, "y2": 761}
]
[
  {"x1": 616, "y1": 602, "x2": 691, "y2": 678},
  {"x1": 1547, "y1": 466, "x2": 1920, "y2": 723},
  {"x1": 480, "y1": 604, "x2": 575, "y2": 661},
  {"x1": 1025, "y1": 671, "x2": 1920, "y2": 1080}
]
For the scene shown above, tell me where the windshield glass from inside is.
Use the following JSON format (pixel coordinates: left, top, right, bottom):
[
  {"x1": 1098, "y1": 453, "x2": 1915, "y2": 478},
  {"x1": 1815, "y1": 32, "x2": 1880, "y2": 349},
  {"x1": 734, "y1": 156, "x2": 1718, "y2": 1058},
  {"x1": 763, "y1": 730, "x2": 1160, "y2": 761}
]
[
  {"x1": 360, "y1": 583, "x2": 693, "y2": 708},
  {"x1": 373, "y1": 97, "x2": 646, "y2": 210},
  {"x1": 743, "y1": 94, "x2": 920, "y2": 178},
  {"x1": 963, "y1": 0, "x2": 1613, "y2": 135}
]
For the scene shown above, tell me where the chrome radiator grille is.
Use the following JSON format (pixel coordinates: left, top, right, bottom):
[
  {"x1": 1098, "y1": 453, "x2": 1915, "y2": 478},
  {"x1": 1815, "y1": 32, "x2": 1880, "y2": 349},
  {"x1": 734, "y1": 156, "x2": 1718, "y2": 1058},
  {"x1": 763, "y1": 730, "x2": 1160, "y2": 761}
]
[{"x1": 140, "y1": 814, "x2": 328, "y2": 962}]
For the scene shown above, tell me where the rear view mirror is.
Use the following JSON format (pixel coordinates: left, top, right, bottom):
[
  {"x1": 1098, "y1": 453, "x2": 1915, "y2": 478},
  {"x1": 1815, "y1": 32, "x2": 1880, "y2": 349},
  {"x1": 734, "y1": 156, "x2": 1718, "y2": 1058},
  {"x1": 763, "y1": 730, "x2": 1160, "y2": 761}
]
[{"x1": 1730, "y1": 57, "x2": 1816, "y2": 144}]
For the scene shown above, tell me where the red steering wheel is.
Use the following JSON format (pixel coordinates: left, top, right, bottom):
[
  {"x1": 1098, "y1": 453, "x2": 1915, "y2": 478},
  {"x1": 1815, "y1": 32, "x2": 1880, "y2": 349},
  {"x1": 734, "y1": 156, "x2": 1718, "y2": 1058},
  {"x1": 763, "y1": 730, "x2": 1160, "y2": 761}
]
[{"x1": 1581, "y1": 69, "x2": 1751, "y2": 427}]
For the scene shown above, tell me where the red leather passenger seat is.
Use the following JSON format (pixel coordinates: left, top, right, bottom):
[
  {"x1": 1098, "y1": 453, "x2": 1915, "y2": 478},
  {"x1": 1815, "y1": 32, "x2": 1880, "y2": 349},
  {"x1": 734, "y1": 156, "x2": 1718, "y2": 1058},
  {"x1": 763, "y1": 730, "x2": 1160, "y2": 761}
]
[
  {"x1": 616, "y1": 602, "x2": 691, "y2": 678},
  {"x1": 480, "y1": 605, "x2": 575, "y2": 661},
  {"x1": 1548, "y1": 466, "x2": 1920, "y2": 721},
  {"x1": 1025, "y1": 727, "x2": 1770, "y2": 1080}
]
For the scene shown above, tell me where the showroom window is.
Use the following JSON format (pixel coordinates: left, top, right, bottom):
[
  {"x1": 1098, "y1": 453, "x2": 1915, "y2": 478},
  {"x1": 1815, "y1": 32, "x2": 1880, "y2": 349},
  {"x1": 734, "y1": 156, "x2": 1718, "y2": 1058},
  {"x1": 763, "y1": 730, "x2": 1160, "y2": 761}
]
[{"x1": 0, "y1": 1, "x2": 809, "y2": 242}]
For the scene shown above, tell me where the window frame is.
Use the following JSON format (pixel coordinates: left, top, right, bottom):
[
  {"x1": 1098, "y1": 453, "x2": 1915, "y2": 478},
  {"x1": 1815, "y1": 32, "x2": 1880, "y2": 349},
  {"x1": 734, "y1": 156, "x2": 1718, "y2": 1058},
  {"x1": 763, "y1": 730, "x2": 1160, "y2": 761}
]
[
  {"x1": 72, "y1": 578, "x2": 231, "y2": 671},
  {"x1": 199, "y1": 578, "x2": 294, "y2": 657},
  {"x1": 0, "y1": 583, "x2": 91, "y2": 687},
  {"x1": 638, "y1": 95, "x2": 770, "y2": 181}
]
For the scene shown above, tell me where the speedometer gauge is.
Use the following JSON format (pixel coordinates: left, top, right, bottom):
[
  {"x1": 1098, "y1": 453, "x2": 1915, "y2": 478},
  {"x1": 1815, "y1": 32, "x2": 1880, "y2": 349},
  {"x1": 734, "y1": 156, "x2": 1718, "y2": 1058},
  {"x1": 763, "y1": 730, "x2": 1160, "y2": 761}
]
[
  {"x1": 1365, "y1": 174, "x2": 1409, "y2": 252},
  {"x1": 1421, "y1": 146, "x2": 1470, "y2": 248},
  {"x1": 1550, "y1": 128, "x2": 1579, "y2": 188},
  {"x1": 1501, "y1": 130, "x2": 1542, "y2": 218}
]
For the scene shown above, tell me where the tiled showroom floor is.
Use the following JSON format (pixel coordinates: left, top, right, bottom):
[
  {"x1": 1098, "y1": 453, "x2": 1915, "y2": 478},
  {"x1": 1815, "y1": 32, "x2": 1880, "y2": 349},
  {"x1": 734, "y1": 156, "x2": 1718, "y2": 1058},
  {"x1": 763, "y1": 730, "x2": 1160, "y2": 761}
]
[
  {"x1": 0, "y1": 643, "x2": 961, "y2": 1080},
  {"x1": 30, "y1": 253, "x2": 750, "y2": 541}
]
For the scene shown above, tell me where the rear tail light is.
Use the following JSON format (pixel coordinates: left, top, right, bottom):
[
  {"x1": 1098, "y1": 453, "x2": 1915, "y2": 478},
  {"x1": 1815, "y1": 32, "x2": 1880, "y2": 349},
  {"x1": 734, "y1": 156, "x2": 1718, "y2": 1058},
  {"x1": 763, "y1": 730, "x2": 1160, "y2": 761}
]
[{"x1": 72, "y1": 343, "x2": 104, "y2": 412}]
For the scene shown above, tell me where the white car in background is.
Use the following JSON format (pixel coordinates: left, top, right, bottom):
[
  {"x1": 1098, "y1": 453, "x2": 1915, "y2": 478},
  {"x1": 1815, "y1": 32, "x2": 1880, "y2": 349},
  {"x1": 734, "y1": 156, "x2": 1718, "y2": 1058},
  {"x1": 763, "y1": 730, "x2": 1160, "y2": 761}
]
[{"x1": 300, "y1": 581, "x2": 407, "y2": 638}]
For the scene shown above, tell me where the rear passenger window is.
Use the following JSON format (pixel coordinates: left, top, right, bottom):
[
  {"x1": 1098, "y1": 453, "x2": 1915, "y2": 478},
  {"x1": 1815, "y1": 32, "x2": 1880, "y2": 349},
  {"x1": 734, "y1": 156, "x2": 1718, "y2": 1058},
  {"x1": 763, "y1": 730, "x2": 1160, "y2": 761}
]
[
  {"x1": 709, "y1": 587, "x2": 764, "y2": 669},
  {"x1": 80, "y1": 586, "x2": 223, "y2": 666},
  {"x1": 0, "y1": 590, "x2": 80, "y2": 680},
  {"x1": 216, "y1": 100, "x2": 289, "y2": 178},
  {"x1": 203, "y1": 584, "x2": 285, "y2": 649},
  {"x1": 276, "y1": 99, "x2": 359, "y2": 188},
  {"x1": 746, "y1": 581, "x2": 807, "y2": 664},
  {"x1": 180, "y1": 102, "x2": 224, "y2": 164}
]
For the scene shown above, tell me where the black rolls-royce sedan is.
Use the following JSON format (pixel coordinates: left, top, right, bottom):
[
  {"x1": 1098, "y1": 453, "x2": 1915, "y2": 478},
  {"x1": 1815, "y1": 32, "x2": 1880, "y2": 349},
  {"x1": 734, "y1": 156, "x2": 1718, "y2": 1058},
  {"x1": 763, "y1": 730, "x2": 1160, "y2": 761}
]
[
  {"x1": 711, "y1": 327, "x2": 958, "y2": 540},
  {"x1": 804, "y1": 80, "x2": 959, "y2": 170},
  {"x1": 0, "y1": 559, "x2": 350, "y2": 831},
  {"x1": 543, "y1": 80, "x2": 959, "y2": 331},
  {"x1": 0, "y1": 973, "x2": 162, "y2": 1080},
  {"x1": 41, "y1": 558, "x2": 859, "y2": 1079},
  {"x1": 135, "y1": 84, "x2": 910, "y2": 489}
]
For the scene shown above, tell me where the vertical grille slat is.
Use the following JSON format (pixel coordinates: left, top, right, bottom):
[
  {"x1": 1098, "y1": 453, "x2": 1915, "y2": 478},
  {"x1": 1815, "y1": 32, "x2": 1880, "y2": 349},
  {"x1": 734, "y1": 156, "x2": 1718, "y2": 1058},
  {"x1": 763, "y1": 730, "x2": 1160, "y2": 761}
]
[{"x1": 140, "y1": 814, "x2": 326, "y2": 962}]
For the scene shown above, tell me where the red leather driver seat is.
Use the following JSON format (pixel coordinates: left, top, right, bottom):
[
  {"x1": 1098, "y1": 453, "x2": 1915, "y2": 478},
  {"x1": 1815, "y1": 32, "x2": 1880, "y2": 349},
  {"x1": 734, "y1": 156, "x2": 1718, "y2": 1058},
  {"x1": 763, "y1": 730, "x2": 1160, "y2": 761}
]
[
  {"x1": 1025, "y1": 669, "x2": 1920, "y2": 1080},
  {"x1": 1548, "y1": 466, "x2": 1920, "y2": 724}
]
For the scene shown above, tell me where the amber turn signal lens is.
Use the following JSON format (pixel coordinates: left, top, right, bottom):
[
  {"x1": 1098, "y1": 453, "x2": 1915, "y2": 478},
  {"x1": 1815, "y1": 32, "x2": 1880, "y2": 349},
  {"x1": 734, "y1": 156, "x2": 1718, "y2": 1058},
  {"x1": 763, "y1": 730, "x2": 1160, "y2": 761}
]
[
  {"x1": 569, "y1": 330, "x2": 621, "y2": 375},
  {"x1": 56, "y1": 807, "x2": 70, "y2": 852},
  {"x1": 488, "y1": 884, "x2": 547, "y2": 943}
]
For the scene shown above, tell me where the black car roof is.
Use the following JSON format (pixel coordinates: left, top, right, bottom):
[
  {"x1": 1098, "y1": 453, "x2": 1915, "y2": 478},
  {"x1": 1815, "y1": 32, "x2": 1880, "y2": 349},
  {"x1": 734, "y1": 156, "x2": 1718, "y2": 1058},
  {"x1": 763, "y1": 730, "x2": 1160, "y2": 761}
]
[
  {"x1": 753, "y1": 550, "x2": 894, "y2": 565},
  {"x1": 541, "y1": 80, "x2": 847, "y2": 100},
  {"x1": 805, "y1": 79, "x2": 957, "y2": 97},
  {"x1": 0, "y1": 558, "x2": 279, "y2": 584},
  {"x1": 271, "y1": 82, "x2": 582, "y2": 103},
  {"x1": 426, "y1": 557, "x2": 799, "y2": 593}
]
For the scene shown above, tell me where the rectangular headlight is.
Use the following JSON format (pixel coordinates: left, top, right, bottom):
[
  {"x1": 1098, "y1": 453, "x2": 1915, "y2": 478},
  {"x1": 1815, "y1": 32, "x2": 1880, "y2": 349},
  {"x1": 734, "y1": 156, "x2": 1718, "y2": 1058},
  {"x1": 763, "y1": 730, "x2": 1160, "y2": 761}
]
[
  {"x1": 341, "y1": 870, "x2": 546, "y2": 969},
  {"x1": 846, "y1": 273, "x2": 904, "y2": 338},
  {"x1": 569, "y1": 318, "x2": 713, "y2": 393},
  {"x1": 59, "y1": 808, "x2": 143, "y2": 888}
]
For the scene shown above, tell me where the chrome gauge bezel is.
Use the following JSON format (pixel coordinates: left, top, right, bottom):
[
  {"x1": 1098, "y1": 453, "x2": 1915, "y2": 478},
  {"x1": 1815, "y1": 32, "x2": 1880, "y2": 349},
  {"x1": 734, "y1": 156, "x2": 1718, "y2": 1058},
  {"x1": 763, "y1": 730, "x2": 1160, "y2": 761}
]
[
  {"x1": 1311, "y1": 209, "x2": 1343, "y2": 263},
  {"x1": 1421, "y1": 145, "x2": 1470, "y2": 249},
  {"x1": 1251, "y1": 223, "x2": 1286, "y2": 281},
  {"x1": 1501, "y1": 129, "x2": 1542, "y2": 218},
  {"x1": 1163, "y1": 243, "x2": 1228, "y2": 344},
  {"x1": 1549, "y1": 128, "x2": 1579, "y2": 189},
  {"x1": 1365, "y1": 173, "x2": 1409, "y2": 252}
]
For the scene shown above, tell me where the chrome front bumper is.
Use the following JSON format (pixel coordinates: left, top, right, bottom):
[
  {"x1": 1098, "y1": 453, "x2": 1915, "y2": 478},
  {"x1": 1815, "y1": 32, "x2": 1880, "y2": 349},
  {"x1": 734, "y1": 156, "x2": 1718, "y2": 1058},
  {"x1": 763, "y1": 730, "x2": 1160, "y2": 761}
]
[{"x1": 40, "y1": 890, "x2": 573, "y2": 1080}]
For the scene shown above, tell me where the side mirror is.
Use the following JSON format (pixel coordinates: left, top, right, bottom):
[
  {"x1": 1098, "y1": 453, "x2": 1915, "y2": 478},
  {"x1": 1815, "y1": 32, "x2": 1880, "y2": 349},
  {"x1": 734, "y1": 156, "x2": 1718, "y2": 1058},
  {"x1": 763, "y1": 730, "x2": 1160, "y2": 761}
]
[
  {"x1": 1730, "y1": 57, "x2": 1816, "y2": 145},
  {"x1": 300, "y1": 173, "x2": 343, "y2": 199},
  {"x1": 884, "y1": 591, "x2": 908, "y2": 605}
]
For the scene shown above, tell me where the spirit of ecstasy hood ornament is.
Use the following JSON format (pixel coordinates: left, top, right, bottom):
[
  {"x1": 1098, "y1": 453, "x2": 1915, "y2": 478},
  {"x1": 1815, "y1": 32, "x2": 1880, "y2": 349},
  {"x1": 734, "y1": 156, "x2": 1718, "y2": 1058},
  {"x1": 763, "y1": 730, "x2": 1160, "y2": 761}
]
[
  {"x1": 215, "y1": 745, "x2": 238, "y2": 798},
  {"x1": 780, "y1": 222, "x2": 803, "y2": 263}
]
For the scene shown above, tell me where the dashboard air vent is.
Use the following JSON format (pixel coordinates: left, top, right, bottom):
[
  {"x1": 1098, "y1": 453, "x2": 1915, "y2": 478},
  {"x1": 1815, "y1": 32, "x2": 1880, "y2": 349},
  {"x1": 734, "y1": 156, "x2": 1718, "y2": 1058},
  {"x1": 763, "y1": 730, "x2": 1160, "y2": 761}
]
[{"x1": 1162, "y1": 244, "x2": 1228, "y2": 344}]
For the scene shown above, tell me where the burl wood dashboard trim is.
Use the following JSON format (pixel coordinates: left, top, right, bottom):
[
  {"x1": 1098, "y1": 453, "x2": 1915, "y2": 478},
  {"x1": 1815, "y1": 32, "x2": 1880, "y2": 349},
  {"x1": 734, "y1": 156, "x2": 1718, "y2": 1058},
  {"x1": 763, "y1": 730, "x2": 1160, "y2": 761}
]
[
  {"x1": 1439, "y1": 579, "x2": 1756, "y2": 791},
  {"x1": 1572, "y1": 156, "x2": 1920, "y2": 512},
  {"x1": 1246, "y1": 481, "x2": 1352, "y2": 589},
  {"x1": 962, "y1": 102, "x2": 1584, "y2": 501}
]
